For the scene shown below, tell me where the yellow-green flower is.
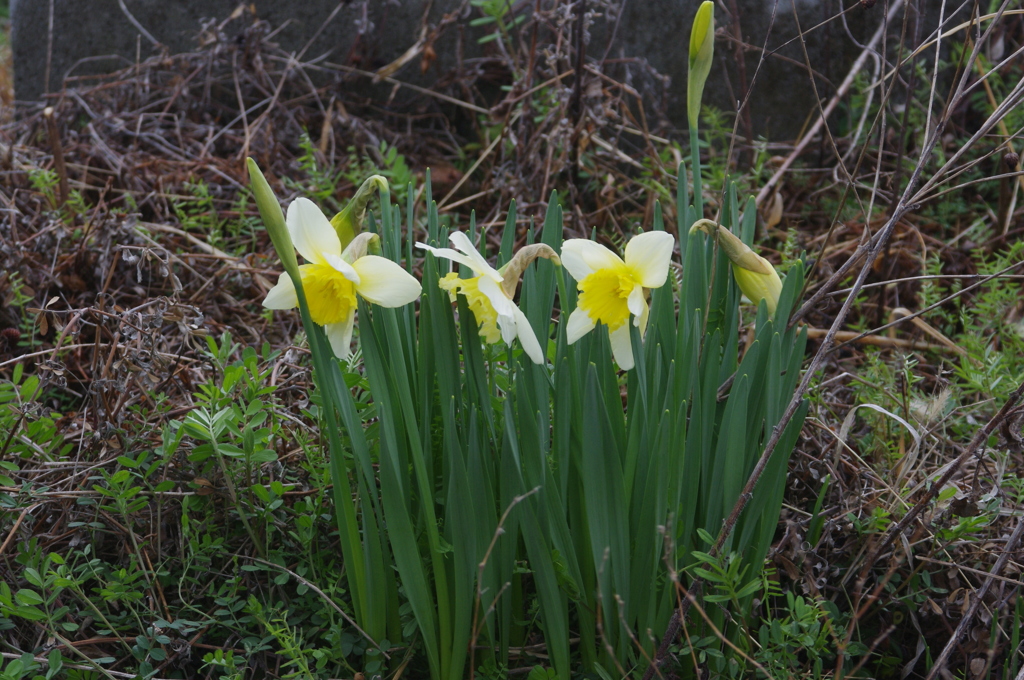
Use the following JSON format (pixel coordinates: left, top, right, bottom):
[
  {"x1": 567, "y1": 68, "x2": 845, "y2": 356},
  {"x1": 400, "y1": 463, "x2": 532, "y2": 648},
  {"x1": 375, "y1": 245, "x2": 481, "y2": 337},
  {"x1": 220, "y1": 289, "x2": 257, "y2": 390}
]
[
  {"x1": 690, "y1": 219, "x2": 782, "y2": 315},
  {"x1": 418, "y1": 233, "x2": 558, "y2": 364},
  {"x1": 263, "y1": 197, "x2": 421, "y2": 359},
  {"x1": 562, "y1": 231, "x2": 675, "y2": 370}
]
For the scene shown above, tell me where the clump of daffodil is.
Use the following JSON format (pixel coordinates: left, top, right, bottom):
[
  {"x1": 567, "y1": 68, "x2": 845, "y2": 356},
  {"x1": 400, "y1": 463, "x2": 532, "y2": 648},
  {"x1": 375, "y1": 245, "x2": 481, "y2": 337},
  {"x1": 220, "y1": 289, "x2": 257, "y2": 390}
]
[
  {"x1": 562, "y1": 231, "x2": 675, "y2": 370},
  {"x1": 417, "y1": 232, "x2": 560, "y2": 364},
  {"x1": 260, "y1": 195, "x2": 421, "y2": 359},
  {"x1": 687, "y1": 1, "x2": 715, "y2": 130},
  {"x1": 690, "y1": 219, "x2": 782, "y2": 315}
]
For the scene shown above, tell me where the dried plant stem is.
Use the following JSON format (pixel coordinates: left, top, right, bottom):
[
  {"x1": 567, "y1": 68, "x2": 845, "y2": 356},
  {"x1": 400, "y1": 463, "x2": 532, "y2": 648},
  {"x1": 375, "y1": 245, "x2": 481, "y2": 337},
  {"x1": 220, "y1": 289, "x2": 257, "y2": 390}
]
[
  {"x1": 754, "y1": 0, "x2": 905, "y2": 208},
  {"x1": 923, "y1": 512, "x2": 1024, "y2": 679},
  {"x1": 43, "y1": 107, "x2": 70, "y2": 208},
  {"x1": 803, "y1": 327, "x2": 950, "y2": 352},
  {"x1": 468, "y1": 487, "x2": 540, "y2": 679},
  {"x1": 850, "y1": 378, "x2": 1024, "y2": 600},
  {"x1": 246, "y1": 557, "x2": 390, "y2": 658}
]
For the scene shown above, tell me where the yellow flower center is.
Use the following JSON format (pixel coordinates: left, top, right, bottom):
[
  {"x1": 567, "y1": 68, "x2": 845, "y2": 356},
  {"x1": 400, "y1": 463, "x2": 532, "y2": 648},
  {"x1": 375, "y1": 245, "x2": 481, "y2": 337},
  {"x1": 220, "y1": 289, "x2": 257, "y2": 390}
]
[
  {"x1": 300, "y1": 263, "x2": 358, "y2": 326},
  {"x1": 439, "y1": 273, "x2": 501, "y2": 344},
  {"x1": 578, "y1": 266, "x2": 635, "y2": 331}
]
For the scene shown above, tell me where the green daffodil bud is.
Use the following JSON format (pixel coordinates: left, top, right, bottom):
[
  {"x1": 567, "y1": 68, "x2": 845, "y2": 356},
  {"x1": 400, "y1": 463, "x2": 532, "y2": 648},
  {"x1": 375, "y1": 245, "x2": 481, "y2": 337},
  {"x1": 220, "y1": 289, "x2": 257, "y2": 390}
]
[
  {"x1": 248, "y1": 158, "x2": 300, "y2": 283},
  {"x1": 330, "y1": 175, "x2": 389, "y2": 249},
  {"x1": 687, "y1": 1, "x2": 715, "y2": 130},
  {"x1": 690, "y1": 219, "x2": 782, "y2": 315}
]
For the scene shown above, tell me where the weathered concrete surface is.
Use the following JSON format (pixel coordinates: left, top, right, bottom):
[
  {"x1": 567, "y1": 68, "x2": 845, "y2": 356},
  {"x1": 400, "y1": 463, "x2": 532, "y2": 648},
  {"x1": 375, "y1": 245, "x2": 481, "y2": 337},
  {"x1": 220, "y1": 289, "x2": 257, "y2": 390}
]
[
  {"x1": 10, "y1": 0, "x2": 448, "y2": 99},
  {"x1": 11, "y1": 0, "x2": 963, "y2": 139}
]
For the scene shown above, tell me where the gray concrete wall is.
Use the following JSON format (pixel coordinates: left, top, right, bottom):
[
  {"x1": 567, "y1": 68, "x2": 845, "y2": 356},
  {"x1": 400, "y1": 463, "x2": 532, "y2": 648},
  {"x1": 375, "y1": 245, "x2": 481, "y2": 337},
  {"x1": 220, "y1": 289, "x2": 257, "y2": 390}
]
[
  {"x1": 11, "y1": 0, "x2": 962, "y2": 139},
  {"x1": 10, "y1": 0, "x2": 446, "y2": 99}
]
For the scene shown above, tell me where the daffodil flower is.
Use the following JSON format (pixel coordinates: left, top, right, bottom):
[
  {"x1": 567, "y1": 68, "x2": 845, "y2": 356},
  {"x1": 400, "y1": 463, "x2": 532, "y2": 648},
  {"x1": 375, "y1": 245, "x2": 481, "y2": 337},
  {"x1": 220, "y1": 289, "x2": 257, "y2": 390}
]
[
  {"x1": 562, "y1": 231, "x2": 675, "y2": 370},
  {"x1": 263, "y1": 197, "x2": 421, "y2": 359},
  {"x1": 417, "y1": 232, "x2": 559, "y2": 365},
  {"x1": 690, "y1": 219, "x2": 782, "y2": 315}
]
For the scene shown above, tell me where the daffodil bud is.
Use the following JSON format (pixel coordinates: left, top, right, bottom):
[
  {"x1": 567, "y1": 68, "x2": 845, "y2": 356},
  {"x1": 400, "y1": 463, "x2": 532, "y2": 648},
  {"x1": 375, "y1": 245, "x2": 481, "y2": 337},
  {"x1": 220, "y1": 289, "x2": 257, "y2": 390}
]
[
  {"x1": 497, "y1": 243, "x2": 561, "y2": 299},
  {"x1": 331, "y1": 175, "x2": 389, "y2": 249},
  {"x1": 248, "y1": 158, "x2": 300, "y2": 282},
  {"x1": 690, "y1": 219, "x2": 782, "y2": 315},
  {"x1": 687, "y1": 1, "x2": 715, "y2": 130}
]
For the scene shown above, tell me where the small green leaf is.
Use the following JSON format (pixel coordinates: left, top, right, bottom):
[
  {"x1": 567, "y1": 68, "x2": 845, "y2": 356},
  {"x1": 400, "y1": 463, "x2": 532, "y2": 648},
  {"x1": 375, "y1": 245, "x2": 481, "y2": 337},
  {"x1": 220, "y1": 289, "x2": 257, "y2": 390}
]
[
  {"x1": 15, "y1": 589, "x2": 44, "y2": 606},
  {"x1": 250, "y1": 450, "x2": 278, "y2": 464}
]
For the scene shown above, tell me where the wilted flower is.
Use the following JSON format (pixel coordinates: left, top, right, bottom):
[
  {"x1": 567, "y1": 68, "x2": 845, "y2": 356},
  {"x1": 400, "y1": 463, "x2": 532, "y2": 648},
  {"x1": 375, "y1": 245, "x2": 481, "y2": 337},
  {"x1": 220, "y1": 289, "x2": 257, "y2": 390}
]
[
  {"x1": 690, "y1": 219, "x2": 782, "y2": 315},
  {"x1": 262, "y1": 197, "x2": 421, "y2": 359},
  {"x1": 418, "y1": 232, "x2": 559, "y2": 364},
  {"x1": 561, "y1": 231, "x2": 675, "y2": 370}
]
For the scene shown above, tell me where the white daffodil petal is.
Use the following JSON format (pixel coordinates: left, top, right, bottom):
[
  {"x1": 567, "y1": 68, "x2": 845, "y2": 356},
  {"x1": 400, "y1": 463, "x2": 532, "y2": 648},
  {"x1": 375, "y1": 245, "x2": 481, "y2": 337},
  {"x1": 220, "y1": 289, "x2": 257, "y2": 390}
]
[
  {"x1": 417, "y1": 243, "x2": 483, "y2": 274},
  {"x1": 288, "y1": 197, "x2": 341, "y2": 264},
  {"x1": 352, "y1": 255, "x2": 422, "y2": 307},
  {"x1": 512, "y1": 305, "x2": 545, "y2": 364},
  {"x1": 561, "y1": 239, "x2": 625, "y2": 283},
  {"x1": 323, "y1": 252, "x2": 361, "y2": 285},
  {"x1": 325, "y1": 316, "x2": 356, "y2": 360},
  {"x1": 609, "y1": 323, "x2": 635, "y2": 371},
  {"x1": 565, "y1": 307, "x2": 596, "y2": 344},
  {"x1": 449, "y1": 231, "x2": 503, "y2": 281},
  {"x1": 477, "y1": 276, "x2": 515, "y2": 316},
  {"x1": 624, "y1": 231, "x2": 675, "y2": 288},
  {"x1": 497, "y1": 314, "x2": 518, "y2": 345},
  {"x1": 262, "y1": 273, "x2": 298, "y2": 310},
  {"x1": 627, "y1": 285, "x2": 645, "y2": 319},
  {"x1": 477, "y1": 276, "x2": 517, "y2": 344},
  {"x1": 636, "y1": 296, "x2": 651, "y2": 334}
]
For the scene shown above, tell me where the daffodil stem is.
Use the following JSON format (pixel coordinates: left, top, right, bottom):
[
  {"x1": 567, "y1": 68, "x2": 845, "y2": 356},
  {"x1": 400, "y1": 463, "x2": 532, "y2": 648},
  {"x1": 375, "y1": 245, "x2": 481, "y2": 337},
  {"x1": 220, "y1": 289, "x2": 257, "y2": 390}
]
[
  {"x1": 688, "y1": 124, "x2": 703, "y2": 219},
  {"x1": 554, "y1": 262, "x2": 572, "y2": 357}
]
